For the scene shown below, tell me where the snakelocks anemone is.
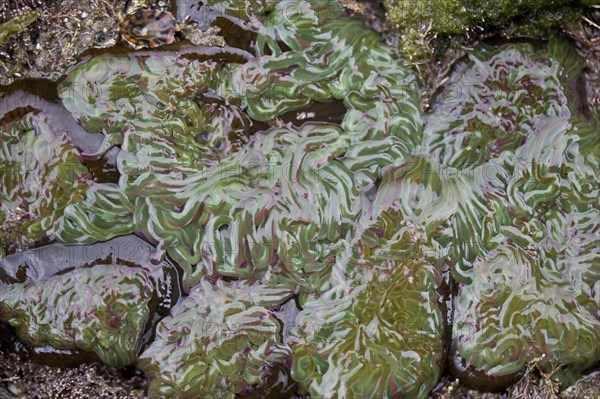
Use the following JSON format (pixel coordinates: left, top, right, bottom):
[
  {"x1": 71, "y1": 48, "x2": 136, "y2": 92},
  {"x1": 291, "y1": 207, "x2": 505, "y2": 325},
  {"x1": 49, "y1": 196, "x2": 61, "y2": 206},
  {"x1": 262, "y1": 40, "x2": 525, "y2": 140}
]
[
  {"x1": 53, "y1": 0, "x2": 446, "y2": 396},
  {"x1": 56, "y1": 0, "x2": 422, "y2": 293},
  {"x1": 0, "y1": 112, "x2": 90, "y2": 257},
  {"x1": 0, "y1": 263, "x2": 153, "y2": 367},
  {"x1": 425, "y1": 38, "x2": 600, "y2": 387},
  {"x1": 0, "y1": 0, "x2": 593, "y2": 397},
  {"x1": 290, "y1": 208, "x2": 446, "y2": 398},
  {"x1": 138, "y1": 279, "x2": 293, "y2": 398}
]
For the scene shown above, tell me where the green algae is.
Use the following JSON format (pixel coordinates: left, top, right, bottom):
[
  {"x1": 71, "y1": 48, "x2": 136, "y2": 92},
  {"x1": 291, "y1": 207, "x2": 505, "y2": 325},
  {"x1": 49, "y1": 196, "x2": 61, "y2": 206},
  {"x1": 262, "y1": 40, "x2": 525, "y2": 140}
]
[
  {"x1": 385, "y1": 0, "x2": 594, "y2": 36},
  {"x1": 0, "y1": 10, "x2": 38, "y2": 46},
  {"x1": 384, "y1": 0, "x2": 595, "y2": 77},
  {"x1": 0, "y1": 263, "x2": 153, "y2": 367},
  {"x1": 0, "y1": 112, "x2": 90, "y2": 257},
  {"x1": 137, "y1": 279, "x2": 293, "y2": 399}
]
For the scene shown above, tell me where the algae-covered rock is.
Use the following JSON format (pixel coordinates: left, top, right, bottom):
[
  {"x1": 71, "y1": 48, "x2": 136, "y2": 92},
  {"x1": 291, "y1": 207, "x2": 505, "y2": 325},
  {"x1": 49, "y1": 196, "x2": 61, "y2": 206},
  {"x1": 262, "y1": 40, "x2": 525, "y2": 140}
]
[
  {"x1": 384, "y1": 0, "x2": 594, "y2": 70},
  {"x1": 0, "y1": 112, "x2": 90, "y2": 257},
  {"x1": 138, "y1": 279, "x2": 293, "y2": 399},
  {"x1": 0, "y1": 263, "x2": 154, "y2": 367},
  {"x1": 290, "y1": 208, "x2": 445, "y2": 398},
  {"x1": 385, "y1": 0, "x2": 593, "y2": 35},
  {"x1": 0, "y1": 10, "x2": 37, "y2": 45}
]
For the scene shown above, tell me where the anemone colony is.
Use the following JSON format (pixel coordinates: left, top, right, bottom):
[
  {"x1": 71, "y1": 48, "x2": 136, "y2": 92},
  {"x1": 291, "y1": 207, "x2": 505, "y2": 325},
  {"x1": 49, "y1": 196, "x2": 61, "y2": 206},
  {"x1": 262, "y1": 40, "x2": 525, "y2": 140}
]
[
  {"x1": 0, "y1": 0, "x2": 598, "y2": 398},
  {"x1": 424, "y1": 38, "x2": 600, "y2": 387},
  {"x1": 0, "y1": 112, "x2": 90, "y2": 257}
]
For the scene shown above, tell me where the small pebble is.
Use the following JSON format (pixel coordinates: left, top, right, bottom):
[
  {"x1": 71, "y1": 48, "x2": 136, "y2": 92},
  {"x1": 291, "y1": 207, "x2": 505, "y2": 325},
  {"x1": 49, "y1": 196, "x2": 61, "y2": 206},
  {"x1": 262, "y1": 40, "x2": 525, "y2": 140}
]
[{"x1": 81, "y1": 11, "x2": 88, "y2": 18}]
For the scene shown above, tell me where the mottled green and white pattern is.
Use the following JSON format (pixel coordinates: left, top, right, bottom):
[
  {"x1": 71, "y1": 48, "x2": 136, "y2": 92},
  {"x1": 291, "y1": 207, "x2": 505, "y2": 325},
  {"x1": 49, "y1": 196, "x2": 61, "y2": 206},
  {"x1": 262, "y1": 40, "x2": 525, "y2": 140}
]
[
  {"x1": 0, "y1": 264, "x2": 153, "y2": 367},
  {"x1": 138, "y1": 279, "x2": 293, "y2": 399}
]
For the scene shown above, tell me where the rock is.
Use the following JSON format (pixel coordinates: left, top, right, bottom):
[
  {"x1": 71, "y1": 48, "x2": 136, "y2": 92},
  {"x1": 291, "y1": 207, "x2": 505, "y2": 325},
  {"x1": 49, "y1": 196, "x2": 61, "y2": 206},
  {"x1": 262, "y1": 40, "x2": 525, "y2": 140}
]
[{"x1": 560, "y1": 371, "x2": 600, "y2": 399}]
